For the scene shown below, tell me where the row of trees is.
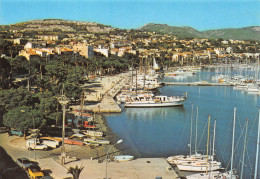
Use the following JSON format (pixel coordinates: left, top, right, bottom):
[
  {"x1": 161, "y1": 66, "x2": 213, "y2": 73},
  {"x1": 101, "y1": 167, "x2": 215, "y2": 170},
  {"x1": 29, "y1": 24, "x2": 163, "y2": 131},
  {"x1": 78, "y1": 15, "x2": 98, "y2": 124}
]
[{"x1": 0, "y1": 52, "x2": 140, "y2": 135}]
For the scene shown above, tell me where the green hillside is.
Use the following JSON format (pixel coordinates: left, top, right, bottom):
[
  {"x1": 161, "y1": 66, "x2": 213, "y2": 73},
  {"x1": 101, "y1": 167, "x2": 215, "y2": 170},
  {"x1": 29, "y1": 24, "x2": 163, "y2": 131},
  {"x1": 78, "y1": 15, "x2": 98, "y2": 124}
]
[{"x1": 139, "y1": 24, "x2": 260, "y2": 41}]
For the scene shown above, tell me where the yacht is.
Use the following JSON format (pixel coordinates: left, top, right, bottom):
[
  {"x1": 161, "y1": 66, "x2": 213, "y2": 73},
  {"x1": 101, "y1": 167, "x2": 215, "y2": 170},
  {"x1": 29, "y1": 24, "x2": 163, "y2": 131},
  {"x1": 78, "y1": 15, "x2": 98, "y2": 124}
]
[{"x1": 125, "y1": 95, "x2": 186, "y2": 108}]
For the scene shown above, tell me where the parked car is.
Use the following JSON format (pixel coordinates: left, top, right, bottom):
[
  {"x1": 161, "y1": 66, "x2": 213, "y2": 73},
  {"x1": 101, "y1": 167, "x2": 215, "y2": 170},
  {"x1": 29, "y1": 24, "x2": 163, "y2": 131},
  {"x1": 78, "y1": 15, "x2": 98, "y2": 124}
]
[
  {"x1": 10, "y1": 129, "x2": 23, "y2": 137},
  {"x1": 40, "y1": 139, "x2": 59, "y2": 148},
  {"x1": 26, "y1": 139, "x2": 48, "y2": 151},
  {"x1": 16, "y1": 158, "x2": 33, "y2": 170},
  {"x1": 28, "y1": 165, "x2": 44, "y2": 179}
]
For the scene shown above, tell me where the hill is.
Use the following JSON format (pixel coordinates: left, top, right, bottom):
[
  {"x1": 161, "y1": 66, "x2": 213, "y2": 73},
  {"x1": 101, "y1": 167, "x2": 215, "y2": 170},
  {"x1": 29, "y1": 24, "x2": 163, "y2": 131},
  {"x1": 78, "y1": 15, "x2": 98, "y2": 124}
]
[
  {"x1": 5, "y1": 19, "x2": 117, "y2": 34},
  {"x1": 139, "y1": 23, "x2": 260, "y2": 41}
]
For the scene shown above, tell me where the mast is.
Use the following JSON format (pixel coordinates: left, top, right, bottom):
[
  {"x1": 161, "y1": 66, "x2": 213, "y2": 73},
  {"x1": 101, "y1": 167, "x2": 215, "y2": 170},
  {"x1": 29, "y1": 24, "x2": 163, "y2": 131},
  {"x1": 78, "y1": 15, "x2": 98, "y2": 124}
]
[
  {"x1": 254, "y1": 109, "x2": 260, "y2": 179},
  {"x1": 131, "y1": 63, "x2": 133, "y2": 88},
  {"x1": 135, "y1": 68, "x2": 138, "y2": 95},
  {"x1": 206, "y1": 115, "x2": 211, "y2": 174},
  {"x1": 189, "y1": 103, "x2": 193, "y2": 156},
  {"x1": 230, "y1": 107, "x2": 236, "y2": 178},
  {"x1": 195, "y1": 106, "x2": 198, "y2": 155},
  {"x1": 210, "y1": 118, "x2": 217, "y2": 176},
  {"x1": 241, "y1": 119, "x2": 249, "y2": 179},
  {"x1": 143, "y1": 58, "x2": 146, "y2": 89}
]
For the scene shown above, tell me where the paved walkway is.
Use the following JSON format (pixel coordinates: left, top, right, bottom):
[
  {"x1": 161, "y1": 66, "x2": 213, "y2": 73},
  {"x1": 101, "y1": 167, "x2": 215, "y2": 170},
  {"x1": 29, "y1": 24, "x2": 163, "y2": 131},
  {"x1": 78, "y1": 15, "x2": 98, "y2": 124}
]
[
  {"x1": 64, "y1": 158, "x2": 179, "y2": 179},
  {"x1": 72, "y1": 73, "x2": 130, "y2": 113}
]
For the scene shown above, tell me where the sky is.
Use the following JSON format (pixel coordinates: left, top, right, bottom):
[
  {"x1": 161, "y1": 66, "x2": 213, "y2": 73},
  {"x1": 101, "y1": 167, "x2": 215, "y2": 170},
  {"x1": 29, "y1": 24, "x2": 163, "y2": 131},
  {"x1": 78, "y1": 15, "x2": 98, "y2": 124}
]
[{"x1": 0, "y1": 0, "x2": 259, "y2": 31}]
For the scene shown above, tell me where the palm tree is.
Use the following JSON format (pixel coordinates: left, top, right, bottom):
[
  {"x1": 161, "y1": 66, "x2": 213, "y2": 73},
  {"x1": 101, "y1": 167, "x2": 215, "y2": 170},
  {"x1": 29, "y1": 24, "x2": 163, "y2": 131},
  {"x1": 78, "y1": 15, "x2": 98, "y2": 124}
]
[{"x1": 67, "y1": 165, "x2": 84, "y2": 179}]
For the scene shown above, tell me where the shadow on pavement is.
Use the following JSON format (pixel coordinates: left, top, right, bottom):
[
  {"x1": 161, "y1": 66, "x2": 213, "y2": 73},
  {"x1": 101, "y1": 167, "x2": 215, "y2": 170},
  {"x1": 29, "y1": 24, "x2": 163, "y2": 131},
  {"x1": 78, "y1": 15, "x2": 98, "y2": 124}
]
[{"x1": 0, "y1": 146, "x2": 29, "y2": 179}]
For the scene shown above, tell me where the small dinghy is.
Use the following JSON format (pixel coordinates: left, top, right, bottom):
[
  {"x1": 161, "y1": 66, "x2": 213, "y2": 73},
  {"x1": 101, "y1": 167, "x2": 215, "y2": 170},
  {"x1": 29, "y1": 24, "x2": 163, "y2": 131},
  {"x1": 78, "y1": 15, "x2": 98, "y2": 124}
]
[{"x1": 114, "y1": 155, "x2": 134, "y2": 162}]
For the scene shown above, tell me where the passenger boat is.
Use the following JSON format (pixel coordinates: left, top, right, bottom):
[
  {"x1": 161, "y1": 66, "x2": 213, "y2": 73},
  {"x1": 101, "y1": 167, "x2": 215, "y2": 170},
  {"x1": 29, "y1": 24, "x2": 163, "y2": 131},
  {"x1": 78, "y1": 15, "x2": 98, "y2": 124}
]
[
  {"x1": 114, "y1": 155, "x2": 134, "y2": 162},
  {"x1": 125, "y1": 95, "x2": 186, "y2": 108},
  {"x1": 116, "y1": 91, "x2": 154, "y2": 103}
]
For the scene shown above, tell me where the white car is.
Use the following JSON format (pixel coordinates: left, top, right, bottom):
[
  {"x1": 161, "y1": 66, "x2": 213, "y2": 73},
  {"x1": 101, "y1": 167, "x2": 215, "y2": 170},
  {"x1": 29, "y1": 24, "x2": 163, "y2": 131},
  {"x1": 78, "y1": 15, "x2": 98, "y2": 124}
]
[
  {"x1": 41, "y1": 139, "x2": 59, "y2": 148},
  {"x1": 26, "y1": 139, "x2": 48, "y2": 151}
]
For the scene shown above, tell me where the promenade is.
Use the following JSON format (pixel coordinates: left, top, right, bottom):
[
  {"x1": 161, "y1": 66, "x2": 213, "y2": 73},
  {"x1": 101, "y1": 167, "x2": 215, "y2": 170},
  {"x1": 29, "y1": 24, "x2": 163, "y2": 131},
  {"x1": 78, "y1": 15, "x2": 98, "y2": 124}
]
[{"x1": 71, "y1": 73, "x2": 130, "y2": 113}]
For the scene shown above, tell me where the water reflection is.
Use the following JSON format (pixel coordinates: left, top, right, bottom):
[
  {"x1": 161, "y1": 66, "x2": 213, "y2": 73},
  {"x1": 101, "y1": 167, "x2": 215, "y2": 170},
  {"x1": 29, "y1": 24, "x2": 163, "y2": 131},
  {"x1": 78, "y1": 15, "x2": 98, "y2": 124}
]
[{"x1": 124, "y1": 106, "x2": 185, "y2": 121}]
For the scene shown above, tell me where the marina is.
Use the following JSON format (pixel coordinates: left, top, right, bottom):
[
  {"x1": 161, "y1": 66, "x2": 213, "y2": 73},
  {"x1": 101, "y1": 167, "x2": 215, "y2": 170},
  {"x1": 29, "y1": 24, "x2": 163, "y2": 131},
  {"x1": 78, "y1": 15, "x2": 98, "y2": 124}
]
[{"x1": 103, "y1": 66, "x2": 260, "y2": 178}]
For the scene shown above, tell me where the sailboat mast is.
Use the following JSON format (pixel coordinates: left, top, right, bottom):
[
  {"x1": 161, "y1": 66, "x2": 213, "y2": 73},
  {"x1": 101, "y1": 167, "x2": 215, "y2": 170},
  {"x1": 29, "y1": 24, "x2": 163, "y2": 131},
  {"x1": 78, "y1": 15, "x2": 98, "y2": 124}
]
[
  {"x1": 231, "y1": 107, "x2": 236, "y2": 178},
  {"x1": 241, "y1": 119, "x2": 249, "y2": 179},
  {"x1": 206, "y1": 115, "x2": 211, "y2": 174},
  {"x1": 254, "y1": 109, "x2": 260, "y2": 179},
  {"x1": 143, "y1": 58, "x2": 146, "y2": 89},
  {"x1": 189, "y1": 103, "x2": 194, "y2": 156},
  {"x1": 135, "y1": 68, "x2": 138, "y2": 95},
  {"x1": 210, "y1": 118, "x2": 217, "y2": 176},
  {"x1": 195, "y1": 106, "x2": 198, "y2": 155}
]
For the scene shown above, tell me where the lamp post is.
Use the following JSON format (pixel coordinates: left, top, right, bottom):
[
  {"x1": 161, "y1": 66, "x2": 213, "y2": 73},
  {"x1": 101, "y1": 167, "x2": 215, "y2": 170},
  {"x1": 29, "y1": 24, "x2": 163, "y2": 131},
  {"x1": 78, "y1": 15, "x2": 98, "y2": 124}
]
[
  {"x1": 21, "y1": 109, "x2": 36, "y2": 160},
  {"x1": 105, "y1": 139, "x2": 123, "y2": 179},
  {"x1": 58, "y1": 95, "x2": 69, "y2": 166}
]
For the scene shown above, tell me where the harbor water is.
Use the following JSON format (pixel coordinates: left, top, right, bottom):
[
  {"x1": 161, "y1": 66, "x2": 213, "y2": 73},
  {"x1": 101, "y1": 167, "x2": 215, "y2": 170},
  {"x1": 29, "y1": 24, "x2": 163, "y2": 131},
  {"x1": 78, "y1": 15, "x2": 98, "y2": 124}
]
[{"x1": 104, "y1": 67, "x2": 260, "y2": 178}]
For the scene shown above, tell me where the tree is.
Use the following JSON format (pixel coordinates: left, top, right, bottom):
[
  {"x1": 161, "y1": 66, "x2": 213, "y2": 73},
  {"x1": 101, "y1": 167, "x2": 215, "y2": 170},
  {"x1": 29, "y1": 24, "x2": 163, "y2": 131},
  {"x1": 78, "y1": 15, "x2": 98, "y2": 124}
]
[
  {"x1": 3, "y1": 106, "x2": 44, "y2": 139},
  {"x1": 67, "y1": 165, "x2": 84, "y2": 179},
  {"x1": 0, "y1": 57, "x2": 11, "y2": 90}
]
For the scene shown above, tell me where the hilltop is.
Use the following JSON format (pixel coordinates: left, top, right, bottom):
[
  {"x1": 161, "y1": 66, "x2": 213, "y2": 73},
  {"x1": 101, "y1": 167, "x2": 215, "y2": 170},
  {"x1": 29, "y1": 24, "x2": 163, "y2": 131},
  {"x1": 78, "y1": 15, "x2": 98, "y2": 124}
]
[
  {"x1": 0, "y1": 19, "x2": 259, "y2": 41},
  {"x1": 1, "y1": 19, "x2": 118, "y2": 33},
  {"x1": 139, "y1": 23, "x2": 260, "y2": 41}
]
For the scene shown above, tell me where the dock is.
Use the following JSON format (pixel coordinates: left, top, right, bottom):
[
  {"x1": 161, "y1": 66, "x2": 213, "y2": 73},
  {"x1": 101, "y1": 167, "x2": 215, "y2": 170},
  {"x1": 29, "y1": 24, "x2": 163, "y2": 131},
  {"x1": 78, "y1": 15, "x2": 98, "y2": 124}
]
[
  {"x1": 163, "y1": 82, "x2": 235, "y2": 86},
  {"x1": 71, "y1": 73, "x2": 130, "y2": 113}
]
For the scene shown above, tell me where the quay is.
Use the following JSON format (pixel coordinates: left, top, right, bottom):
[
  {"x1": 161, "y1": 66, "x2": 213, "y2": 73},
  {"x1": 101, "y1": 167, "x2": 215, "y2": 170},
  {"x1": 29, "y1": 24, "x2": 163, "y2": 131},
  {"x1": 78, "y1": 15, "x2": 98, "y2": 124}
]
[
  {"x1": 71, "y1": 73, "x2": 130, "y2": 113},
  {"x1": 163, "y1": 81, "x2": 235, "y2": 86}
]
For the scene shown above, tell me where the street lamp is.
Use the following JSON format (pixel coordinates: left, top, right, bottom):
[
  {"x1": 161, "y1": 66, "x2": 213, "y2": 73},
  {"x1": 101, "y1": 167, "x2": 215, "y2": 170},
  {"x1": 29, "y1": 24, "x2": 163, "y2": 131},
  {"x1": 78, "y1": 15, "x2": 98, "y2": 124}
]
[
  {"x1": 105, "y1": 139, "x2": 123, "y2": 179},
  {"x1": 21, "y1": 109, "x2": 36, "y2": 160},
  {"x1": 57, "y1": 95, "x2": 69, "y2": 166}
]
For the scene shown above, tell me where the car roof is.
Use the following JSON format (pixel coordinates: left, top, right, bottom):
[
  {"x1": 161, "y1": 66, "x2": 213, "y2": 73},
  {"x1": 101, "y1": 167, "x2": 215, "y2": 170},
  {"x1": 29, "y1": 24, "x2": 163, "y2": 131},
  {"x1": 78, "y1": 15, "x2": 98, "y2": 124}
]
[{"x1": 18, "y1": 158, "x2": 30, "y2": 160}]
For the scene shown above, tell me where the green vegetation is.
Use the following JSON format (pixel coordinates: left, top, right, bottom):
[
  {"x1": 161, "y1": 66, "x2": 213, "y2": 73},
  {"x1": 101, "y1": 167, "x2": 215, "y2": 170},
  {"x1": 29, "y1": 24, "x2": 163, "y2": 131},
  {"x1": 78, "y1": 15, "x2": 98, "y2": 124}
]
[
  {"x1": 140, "y1": 24, "x2": 260, "y2": 41},
  {"x1": 0, "y1": 49, "x2": 140, "y2": 131},
  {"x1": 67, "y1": 165, "x2": 84, "y2": 179}
]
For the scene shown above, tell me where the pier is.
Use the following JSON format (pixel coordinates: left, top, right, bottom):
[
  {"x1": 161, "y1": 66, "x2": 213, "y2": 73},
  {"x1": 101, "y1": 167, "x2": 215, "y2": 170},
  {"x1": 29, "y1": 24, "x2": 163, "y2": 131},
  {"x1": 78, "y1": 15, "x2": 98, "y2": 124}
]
[
  {"x1": 71, "y1": 73, "x2": 130, "y2": 113},
  {"x1": 163, "y1": 81, "x2": 235, "y2": 86}
]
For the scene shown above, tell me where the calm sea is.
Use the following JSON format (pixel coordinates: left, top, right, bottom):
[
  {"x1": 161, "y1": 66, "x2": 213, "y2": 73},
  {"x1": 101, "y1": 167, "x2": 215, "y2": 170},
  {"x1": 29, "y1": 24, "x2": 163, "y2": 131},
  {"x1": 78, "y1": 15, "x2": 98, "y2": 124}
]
[{"x1": 104, "y1": 67, "x2": 260, "y2": 178}]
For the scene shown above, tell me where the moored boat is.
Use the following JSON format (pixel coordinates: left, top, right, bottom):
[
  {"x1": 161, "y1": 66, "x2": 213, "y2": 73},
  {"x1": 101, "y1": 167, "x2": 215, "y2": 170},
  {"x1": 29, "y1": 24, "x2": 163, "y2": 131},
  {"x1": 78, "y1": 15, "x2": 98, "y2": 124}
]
[
  {"x1": 125, "y1": 95, "x2": 186, "y2": 108},
  {"x1": 114, "y1": 155, "x2": 134, "y2": 162}
]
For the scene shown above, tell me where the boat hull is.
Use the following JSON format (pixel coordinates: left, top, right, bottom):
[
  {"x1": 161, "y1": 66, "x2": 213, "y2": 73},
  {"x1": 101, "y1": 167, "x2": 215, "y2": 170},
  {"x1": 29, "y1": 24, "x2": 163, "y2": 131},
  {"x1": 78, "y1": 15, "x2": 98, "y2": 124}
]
[
  {"x1": 114, "y1": 155, "x2": 134, "y2": 162},
  {"x1": 176, "y1": 162, "x2": 221, "y2": 172},
  {"x1": 125, "y1": 100, "x2": 185, "y2": 108}
]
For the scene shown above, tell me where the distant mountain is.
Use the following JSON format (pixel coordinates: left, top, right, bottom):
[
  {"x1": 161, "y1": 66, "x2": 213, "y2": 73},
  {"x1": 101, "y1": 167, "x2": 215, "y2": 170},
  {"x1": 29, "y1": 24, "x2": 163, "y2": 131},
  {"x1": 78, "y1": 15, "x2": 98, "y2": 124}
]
[
  {"x1": 138, "y1": 23, "x2": 203, "y2": 38},
  {"x1": 202, "y1": 26, "x2": 260, "y2": 41},
  {"x1": 139, "y1": 23, "x2": 260, "y2": 41}
]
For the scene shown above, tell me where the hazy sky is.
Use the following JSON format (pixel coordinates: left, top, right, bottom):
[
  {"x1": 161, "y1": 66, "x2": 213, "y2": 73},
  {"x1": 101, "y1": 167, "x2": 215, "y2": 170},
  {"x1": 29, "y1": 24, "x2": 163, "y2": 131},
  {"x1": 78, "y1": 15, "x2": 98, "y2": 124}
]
[{"x1": 0, "y1": 0, "x2": 259, "y2": 31}]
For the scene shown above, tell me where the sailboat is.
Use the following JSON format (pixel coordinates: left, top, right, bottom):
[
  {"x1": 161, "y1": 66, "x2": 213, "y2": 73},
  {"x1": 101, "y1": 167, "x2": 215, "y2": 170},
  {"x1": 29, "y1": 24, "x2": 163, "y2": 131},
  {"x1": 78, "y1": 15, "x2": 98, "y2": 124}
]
[
  {"x1": 153, "y1": 57, "x2": 160, "y2": 70},
  {"x1": 167, "y1": 107, "x2": 213, "y2": 165},
  {"x1": 253, "y1": 108, "x2": 260, "y2": 179},
  {"x1": 176, "y1": 115, "x2": 222, "y2": 172}
]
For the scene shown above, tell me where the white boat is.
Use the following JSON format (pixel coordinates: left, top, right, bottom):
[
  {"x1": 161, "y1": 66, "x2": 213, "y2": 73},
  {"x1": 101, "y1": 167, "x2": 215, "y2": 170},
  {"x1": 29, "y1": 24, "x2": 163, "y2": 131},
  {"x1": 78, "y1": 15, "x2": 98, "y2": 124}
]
[
  {"x1": 166, "y1": 154, "x2": 212, "y2": 165},
  {"x1": 245, "y1": 84, "x2": 259, "y2": 93},
  {"x1": 114, "y1": 155, "x2": 134, "y2": 162},
  {"x1": 116, "y1": 91, "x2": 154, "y2": 103},
  {"x1": 186, "y1": 170, "x2": 238, "y2": 179},
  {"x1": 176, "y1": 160, "x2": 222, "y2": 172},
  {"x1": 186, "y1": 171, "x2": 223, "y2": 179},
  {"x1": 84, "y1": 138, "x2": 110, "y2": 145},
  {"x1": 82, "y1": 130, "x2": 103, "y2": 137},
  {"x1": 125, "y1": 95, "x2": 186, "y2": 108}
]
